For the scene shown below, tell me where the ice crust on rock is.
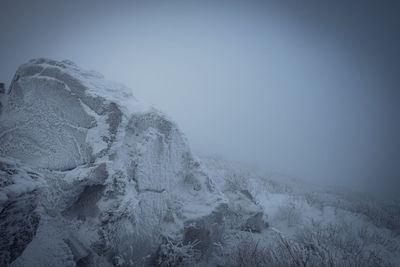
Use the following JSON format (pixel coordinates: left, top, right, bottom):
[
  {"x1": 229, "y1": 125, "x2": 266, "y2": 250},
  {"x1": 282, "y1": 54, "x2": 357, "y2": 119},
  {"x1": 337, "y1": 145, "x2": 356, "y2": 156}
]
[
  {"x1": 0, "y1": 59, "x2": 230, "y2": 266},
  {"x1": 0, "y1": 58, "x2": 140, "y2": 170}
]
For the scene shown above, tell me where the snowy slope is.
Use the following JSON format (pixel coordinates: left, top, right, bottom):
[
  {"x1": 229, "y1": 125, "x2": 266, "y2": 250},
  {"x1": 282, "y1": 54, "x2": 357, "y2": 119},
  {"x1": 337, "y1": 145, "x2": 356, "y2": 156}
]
[
  {"x1": 0, "y1": 59, "x2": 399, "y2": 266},
  {"x1": 199, "y1": 155, "x2": 400, "y2": 266}
]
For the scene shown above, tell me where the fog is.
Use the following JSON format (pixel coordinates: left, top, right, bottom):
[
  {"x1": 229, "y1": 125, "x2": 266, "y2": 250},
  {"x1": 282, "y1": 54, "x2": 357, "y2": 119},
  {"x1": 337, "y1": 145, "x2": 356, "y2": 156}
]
[{"x1": 1, "y1": 0, "x2": 399, "y2": 195}]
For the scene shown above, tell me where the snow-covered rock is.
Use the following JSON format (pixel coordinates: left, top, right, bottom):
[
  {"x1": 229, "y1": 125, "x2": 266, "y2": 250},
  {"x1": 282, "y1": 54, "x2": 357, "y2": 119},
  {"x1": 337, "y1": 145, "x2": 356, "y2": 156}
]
[
  {"x1": 1, "y1": 58, "x2": 131, "y2": 170},
  {"x1": 0, "y1": 58, "x2": 228, "y2": 266},
  {"x1": 0, "y1": 157, "x2": 45, "y2": 266}
]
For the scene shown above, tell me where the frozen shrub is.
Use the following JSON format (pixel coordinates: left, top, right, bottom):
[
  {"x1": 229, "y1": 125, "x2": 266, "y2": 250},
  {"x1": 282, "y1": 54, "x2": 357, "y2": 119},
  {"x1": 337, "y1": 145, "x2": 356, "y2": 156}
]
[
  {"x1": 221, "y1": 221, "x2": 395, "y2": 267},
  {"x1": 108, "y1": 232, "x2": 156, "y2": 267},
  {"x1": 274, "y1": 202, "x2": 303, "y2": 227},
  {"x1": 261, "y1": 177, "x2": 293, "y2": 194},
  {"x1": 225, "y1": 173, "x2": 248, "y2": 193},
  {"x1": 183, "y1": 204, "x2": 228, "y2": 258},
  {"x1": 350, "y1": 201, "x2": 400, "y2": 234},
  {"x1": 219, "y1": 234, "x2": 271, "y2": 267},
  {"x1": 155, "y1": 237, "x2": 200, "y2": 267},
  {"x1": 319, "y1": 189, "x2": 400, "y2": 234},
  {"x1": 291, "y1": 221, "x2": 393, "y2": 266},
  {"x1": 304, "y1": 192, "x2": 325, "y2": 211}
]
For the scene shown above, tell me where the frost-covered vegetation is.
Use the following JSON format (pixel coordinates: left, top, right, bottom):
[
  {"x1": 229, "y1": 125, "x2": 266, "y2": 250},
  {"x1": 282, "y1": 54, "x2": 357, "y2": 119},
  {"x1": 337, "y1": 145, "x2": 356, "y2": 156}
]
[{"x1": 195, "y1": 156, "x2": 400, "y2": 267}]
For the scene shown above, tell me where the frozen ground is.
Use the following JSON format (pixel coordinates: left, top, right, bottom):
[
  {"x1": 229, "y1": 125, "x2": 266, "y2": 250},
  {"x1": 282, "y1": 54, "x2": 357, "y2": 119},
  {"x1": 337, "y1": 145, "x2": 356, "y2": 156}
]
[{"x1": 0, "y1": 59, "x2": 399, "y2": 266}]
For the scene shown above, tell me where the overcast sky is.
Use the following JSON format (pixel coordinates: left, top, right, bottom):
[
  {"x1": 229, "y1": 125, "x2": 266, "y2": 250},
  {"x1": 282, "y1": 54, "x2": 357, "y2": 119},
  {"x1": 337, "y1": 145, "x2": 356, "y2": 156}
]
[{"x1": 1, "y1": 0, "x2": 399, "y2": 195}]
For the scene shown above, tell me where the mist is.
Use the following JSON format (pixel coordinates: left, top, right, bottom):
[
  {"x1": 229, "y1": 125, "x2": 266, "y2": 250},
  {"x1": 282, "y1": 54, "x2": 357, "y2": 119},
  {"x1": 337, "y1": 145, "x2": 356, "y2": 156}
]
[{"x1": 1, "y1": 0, "x2": 399, "y2": 196}]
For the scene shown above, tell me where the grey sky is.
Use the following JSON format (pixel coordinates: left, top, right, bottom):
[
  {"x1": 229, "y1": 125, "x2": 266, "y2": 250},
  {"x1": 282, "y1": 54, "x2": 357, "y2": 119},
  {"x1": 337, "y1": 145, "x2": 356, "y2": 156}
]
[{"x1": 1, "y1": 0, "x2": 399, "y2": 195}]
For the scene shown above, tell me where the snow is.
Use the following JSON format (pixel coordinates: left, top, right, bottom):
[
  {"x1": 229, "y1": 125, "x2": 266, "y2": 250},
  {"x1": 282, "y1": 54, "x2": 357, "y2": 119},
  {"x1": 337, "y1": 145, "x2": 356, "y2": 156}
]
[
  {"x1": 0, "y1": 58, "x2": 399, "y2": 266},
  {"x1": 0, "y1": 157, "x2": 46, "y2": 203},
  {"x1": 0, "y1": 58, "x2": 225, "y2": 266}
]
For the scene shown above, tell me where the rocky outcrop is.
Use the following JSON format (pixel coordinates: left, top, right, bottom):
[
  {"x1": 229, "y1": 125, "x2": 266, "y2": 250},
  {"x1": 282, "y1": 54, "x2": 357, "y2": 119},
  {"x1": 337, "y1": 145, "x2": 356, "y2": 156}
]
[
  {"x1": 0, "y1": 59, "x2": 224, "y2": 266},
  {"x1": 0, "y1": 59, "x2": 125, "y2": 170},
  {"x1": 0, "y1": 157, "x2": 45, "y2": 266},
  {"x1": 0, "y1": 83, "x2": 5, "y2": 94},
  {"x1": 0, "y1": 58, "x2": 272, "y2": 266},
  {"x1": 241, "y1": 212, "x2": 269, "y2": 233}
]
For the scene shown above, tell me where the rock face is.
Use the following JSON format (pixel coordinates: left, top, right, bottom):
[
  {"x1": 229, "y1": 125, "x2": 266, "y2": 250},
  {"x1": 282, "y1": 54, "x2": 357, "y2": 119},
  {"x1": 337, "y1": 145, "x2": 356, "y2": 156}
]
[
  {"x1": 241, "y1": 212, "x2": 269, "y2": 233},
  {"x1": 0, "y1": 83, "x2": 5, "y2": 93},
  {"x1": 0, "y1": 59, "x2": 125, "y2": 170},
  {"x1": 0, "y1": 58, "x2": 269, "y2": 267},
  {"x1": 0, "y1": 157, "x2": 44, "y2": 266},
  {"x1": 0, "y1": 59, "x2": 230, "y2": 266}
]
